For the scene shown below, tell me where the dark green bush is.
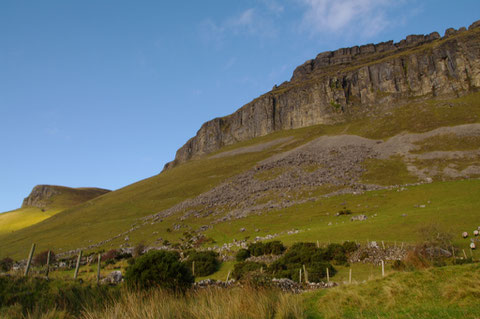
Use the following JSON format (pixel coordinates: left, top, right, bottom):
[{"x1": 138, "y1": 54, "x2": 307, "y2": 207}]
[
  {"x1": 248, "y1": 242, "x2": 266, "y2": 256},
  {"x1": 0, "y1": 257, "x2": 13, "y2": 272},
  {"x1": 124, "y1": 250, "x2": 194, "y2": 291},
  {"x1": 0, "y1": 276, "x2": 118, "y2": 317},
  {"x1": 342, "y1": 241, "x2": 358, "y2": 254},
  {"x1": 232, "y1": 262, "x2": 266, "y2": 280},
  {"x1": 264, "y1": 241, "x2": 286, "y2": 255},
  {"x1": 186, "y1": 251, "x2": 220, "y2": 277},
  {"x1": 268, "y1": 242, "x2": 337, "y2": 282},
  {"x1": 236, "y1": 248, "x2": 251, "y2": 261}
]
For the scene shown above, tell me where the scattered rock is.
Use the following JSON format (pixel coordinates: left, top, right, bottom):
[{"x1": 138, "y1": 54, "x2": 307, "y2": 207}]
[
  {"x1": 351, "y1": 215, "x2": 367, "y2": 221},
  {"x1": 101, "y1": 271, "x2": 122, "y2": 285}
]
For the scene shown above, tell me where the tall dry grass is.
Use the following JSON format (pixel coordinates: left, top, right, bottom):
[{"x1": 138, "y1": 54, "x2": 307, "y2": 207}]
[{"x1": 81, "y1": 286, "x2": 305, "y2": 319}]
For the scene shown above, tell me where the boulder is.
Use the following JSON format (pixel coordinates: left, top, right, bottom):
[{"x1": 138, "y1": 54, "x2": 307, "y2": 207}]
[{"x1": 101, "y1": 270, "x2": 122, "y2": 285}]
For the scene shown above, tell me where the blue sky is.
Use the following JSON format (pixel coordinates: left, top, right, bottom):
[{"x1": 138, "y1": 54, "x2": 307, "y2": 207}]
[{"x1": 0, "y1": 1, "x2": 479, "y2": 213}]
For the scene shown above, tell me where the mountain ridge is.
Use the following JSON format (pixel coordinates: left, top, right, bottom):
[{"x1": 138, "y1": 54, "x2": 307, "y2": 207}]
[{"x1": 164, "y1": 19, "x2": 480, "y2": 170}]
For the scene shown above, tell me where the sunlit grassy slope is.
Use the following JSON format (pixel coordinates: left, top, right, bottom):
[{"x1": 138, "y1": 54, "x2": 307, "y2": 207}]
[
  {"x1": 0, "y1": 187, "x2": 110, "y2": 236},
  {"x1": 0, "y1": 92, "x2": 479, "y2": 260},
  {"x1": 0, "y1": 207, "x2": 61, "y2": 235}
]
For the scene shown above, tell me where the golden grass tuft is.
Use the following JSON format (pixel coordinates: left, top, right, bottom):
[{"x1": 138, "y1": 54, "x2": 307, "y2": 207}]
[{"x1": 81, "y1": 287, "x2": 305, "y2": 319}]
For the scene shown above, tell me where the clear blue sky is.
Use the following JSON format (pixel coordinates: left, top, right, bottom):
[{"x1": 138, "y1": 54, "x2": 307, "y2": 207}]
[{"x1": 1, "y1": 1, "x2": 478, "y2": 212}]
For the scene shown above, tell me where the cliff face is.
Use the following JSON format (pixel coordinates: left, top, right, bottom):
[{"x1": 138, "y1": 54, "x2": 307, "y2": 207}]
[{"x1": 164, "y1": 21, "x2": 480, "y2": 170}]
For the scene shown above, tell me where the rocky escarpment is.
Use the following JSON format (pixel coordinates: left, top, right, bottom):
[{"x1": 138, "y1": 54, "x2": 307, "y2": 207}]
[
  {"x1": 22, "y1": 185, "x2": 110, "y2": 209},
  {"x1": 164, "y1": 20, "x2": 480, "y2": 170}
]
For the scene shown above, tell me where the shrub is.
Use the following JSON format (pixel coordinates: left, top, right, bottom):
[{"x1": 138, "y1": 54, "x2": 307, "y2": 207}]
[
  {"x1": 186, "y1": 251, "x2": 220, "y2": 277},
  {"x1": 236, "y1": 249, "x2": 251, "y2": 261},
  {"x1": 305, "y1": 263, "x2": 336, "y2": 282},
  {"x1": 342, "y1": 241, "x2": 358, "y2": 254},
  {"x1": 248, "y1": 242, "x2": 266, "y2": 257},
  {"x1": 124, "y1": 250, "x2": 194, "y2": 291},
  {"x1": 0, "y1": 257, "x2": 13, "y2": 272},
  {"x1": 268, "y1": 242, "x2": 336, "y2": 282},
  {"x1": 232, "y1": 262, "x2": 266, "y2": 280},
  {"x1": 264, "y1": 241, "x2": 286, "y2": 255},
  {"x1": 325, "y1": 243, "x2": 348, "y2": 265},
  {"x1": 33, "y1": 251, "x2": 55, "y2": 266},
  {"x1": 0, "y1": 276, "x2": 119, "y2": 317}
]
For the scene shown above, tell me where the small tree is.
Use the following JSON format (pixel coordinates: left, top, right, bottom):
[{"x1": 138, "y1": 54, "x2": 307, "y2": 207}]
[
  {"x1": 0, "y1": 257, "x2": 14, "y2": 272},
  {"x1": 125, "y1": 250, "x2": 194, "y2": 291},
  {"x1": 33, "y1": 251, "x2": 55, "y2": 266}
]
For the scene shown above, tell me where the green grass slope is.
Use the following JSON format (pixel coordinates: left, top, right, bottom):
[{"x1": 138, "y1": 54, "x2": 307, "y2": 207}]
[
  {"x1": 305, "y1": 263, "x2": 480, "y2": 318},
  {"x1": 0, "y1": 92, "x2": 479, "y2": 260},
  {"x1": 0, "y1": 186, "x2": 110, "y2": 236}
]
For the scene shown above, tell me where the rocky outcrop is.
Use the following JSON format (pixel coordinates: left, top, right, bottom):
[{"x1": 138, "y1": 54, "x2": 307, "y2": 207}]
[
  {"x1": 164, "y1": 20, "x2": 480, "y2": 170},
  {"x1": 22, "y1": 185, "x2": 61, "y2": 208},
  {"x1": 22, "y1": 185, "x2": 110, "y2": 209}
]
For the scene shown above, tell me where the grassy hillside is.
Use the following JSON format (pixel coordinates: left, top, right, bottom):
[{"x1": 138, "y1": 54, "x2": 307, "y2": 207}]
[
  {"x1": 0, "y1": 186, "x2": 110, "y2": 236},
  {"x1": 305, "y1": 263, "x2": 480, "y2": 318},
  {"x1": 0, "y1": 92, "x2": 479, "y2": 260}
]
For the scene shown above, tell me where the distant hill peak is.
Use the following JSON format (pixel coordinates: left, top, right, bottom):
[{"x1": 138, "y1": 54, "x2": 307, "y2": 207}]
[{"x1": 22, "y1": 185, "x2": 110, "y2": 209}]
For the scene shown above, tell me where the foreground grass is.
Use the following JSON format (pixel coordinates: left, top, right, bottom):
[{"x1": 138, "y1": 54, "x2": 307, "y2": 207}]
[
  {"x1": 81, "y1": 287, "x2": 305, "y2": 319},
  {"x1": 2, "y1": 263, "x2": 480, "y2": 318}
]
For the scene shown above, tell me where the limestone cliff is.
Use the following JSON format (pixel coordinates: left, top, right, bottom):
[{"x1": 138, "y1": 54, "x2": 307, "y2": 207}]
[{"x1": 164, "y1": 20, "x2": 480, "y2": 170}]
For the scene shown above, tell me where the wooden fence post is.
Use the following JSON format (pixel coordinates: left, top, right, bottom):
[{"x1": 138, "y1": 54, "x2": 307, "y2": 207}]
[
  {"x1": 381, "y1": 241, "x2": 385, "y2": 249},
  {"x1": 96, "y1": 253, "x2": 101, "y2": 284},
  {"x1": 24, "y1": 243, "x2": 36, "y2": 277},
  {"x1": 381, "y1": 260, "x2": 385, "y2": 277},
  {"x1": 326, "y1": 267, "x2": 330, "y2": 282},
  {"x1": 73, "y1": 250, "x2": 82, "y2": 280},
  {"x1": 226, "y1": 270, "x2": 231, "y2": 282},
  {"x1": 349, "y1": 268, "x2": 352, "y2": 284},
  {"x1": 463, "y1": 249, "x2": 468, "y2": 259},
  {"x1": 303, "y1": 264, "x2": 309, "y2": 283},
  {"x1": 45, "y1": 250, "x2": 51, "y2": 279},
  {"x1": 192, "y1": 261, "x2": 195, "y2": 276},
  {"x1": 299, "y1": 268, "x2": 302, "y2": 284},
  {"x1": 317, "y1": 240, "x2": 320, "y2": 248}
]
